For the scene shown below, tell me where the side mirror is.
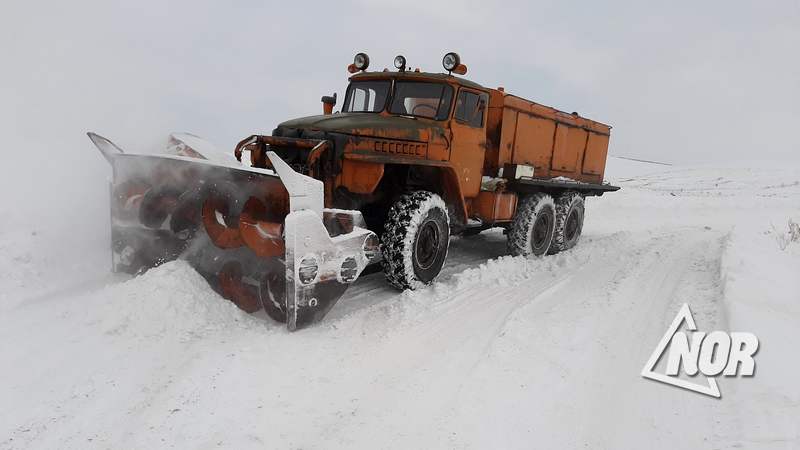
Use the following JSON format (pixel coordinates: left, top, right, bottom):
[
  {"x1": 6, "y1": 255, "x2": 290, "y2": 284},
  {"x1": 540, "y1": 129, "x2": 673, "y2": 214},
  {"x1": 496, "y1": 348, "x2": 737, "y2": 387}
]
[{"x1": 321, "y1": 92, "x2": 337, "y2": 115}]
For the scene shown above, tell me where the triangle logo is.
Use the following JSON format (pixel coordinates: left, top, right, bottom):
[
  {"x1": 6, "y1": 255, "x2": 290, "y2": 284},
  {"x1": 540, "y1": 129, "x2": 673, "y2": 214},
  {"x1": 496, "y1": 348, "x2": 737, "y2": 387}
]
[{"x1": 641, "y1": 304, "x2": 721, "y2": 398}]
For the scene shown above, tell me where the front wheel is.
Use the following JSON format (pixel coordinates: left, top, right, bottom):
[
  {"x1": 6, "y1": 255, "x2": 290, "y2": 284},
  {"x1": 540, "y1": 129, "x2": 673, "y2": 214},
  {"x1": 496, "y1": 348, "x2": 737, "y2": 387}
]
[{"x1": 381, "y1": 191, "x2": 450, "y2": 290}]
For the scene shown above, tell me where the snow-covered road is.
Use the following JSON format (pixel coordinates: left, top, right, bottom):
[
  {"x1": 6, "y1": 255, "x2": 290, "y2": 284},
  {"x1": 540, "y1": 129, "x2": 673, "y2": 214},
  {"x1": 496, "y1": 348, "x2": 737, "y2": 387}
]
[{"x1": 2, "y1": 160, "x2": 798, "y2": 449}]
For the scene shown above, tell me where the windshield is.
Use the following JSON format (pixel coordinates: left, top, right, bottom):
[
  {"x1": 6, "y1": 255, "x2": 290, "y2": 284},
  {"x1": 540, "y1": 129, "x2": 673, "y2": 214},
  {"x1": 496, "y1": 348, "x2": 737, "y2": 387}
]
[
  {"x1": 342, "y1": 80, "x2": 391, "y2": 113},
  {"x1": 389, "y1": 82, "x2": 453, "y2": 120}
]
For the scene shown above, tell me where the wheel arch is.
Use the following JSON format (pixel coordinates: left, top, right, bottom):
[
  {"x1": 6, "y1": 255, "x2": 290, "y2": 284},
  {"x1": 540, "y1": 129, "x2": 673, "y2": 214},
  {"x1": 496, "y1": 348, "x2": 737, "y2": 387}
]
[{"x1": 367, "y1": 162, "x2": 469, "y2": 231}]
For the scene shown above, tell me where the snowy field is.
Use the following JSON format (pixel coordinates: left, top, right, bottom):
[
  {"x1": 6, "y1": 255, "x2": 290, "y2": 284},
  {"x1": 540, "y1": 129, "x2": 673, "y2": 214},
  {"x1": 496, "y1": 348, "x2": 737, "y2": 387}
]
[{"x1": 1, "y1": 157, "x2": 798, "y2": 449}]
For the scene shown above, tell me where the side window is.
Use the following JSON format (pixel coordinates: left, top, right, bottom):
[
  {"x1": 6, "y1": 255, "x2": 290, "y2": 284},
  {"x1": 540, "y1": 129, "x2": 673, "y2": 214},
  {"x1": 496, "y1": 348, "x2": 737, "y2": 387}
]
[
  {"x1": 454, "y1": 90, "x2": 488, "y2": 128},
  {"x1": 348, "y1": 87, "x2": 376, "y2": 112},
  {"x1": 343, "y1": 81, "x2": 390, "y2": 113}
]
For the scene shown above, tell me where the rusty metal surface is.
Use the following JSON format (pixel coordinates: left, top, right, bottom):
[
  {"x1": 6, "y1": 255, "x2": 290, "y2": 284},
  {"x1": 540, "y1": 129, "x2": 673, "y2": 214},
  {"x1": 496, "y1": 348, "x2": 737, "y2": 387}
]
[
  {"x1": 277, "y1": 113, "x2": 434, "y2": 141},
  {"x1": 494, "y1": 94, "x2": 612, "y2": 184},
  {"x1": 339, "y1": 159, "x2": 384, "y2": 194},
  {"x1": 502, "y1": 94, "x2": 612, "y2": 135},
  {"x1": 472, "y1": 191, "x2": 517, "y2": 223}
]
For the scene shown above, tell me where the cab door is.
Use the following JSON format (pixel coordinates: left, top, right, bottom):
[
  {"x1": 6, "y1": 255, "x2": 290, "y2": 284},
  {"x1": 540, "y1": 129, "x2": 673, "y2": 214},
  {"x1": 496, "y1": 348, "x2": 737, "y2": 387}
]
[{"x1": 448, "y1": 88, "x2": 489, "y2": 198}]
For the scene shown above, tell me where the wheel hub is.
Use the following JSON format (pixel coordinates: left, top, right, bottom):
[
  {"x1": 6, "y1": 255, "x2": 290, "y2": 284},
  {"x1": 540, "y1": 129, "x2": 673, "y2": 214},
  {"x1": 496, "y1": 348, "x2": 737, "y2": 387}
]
[
  {"x1": 532, "y1": 214, "x2": 552, "y2": 250},
  {"x1": 565, "y1": 209, "x2": 579, "y2": 241},
  {"x1": 415, "y1": 220, "x2": 440, "y2": 270}
]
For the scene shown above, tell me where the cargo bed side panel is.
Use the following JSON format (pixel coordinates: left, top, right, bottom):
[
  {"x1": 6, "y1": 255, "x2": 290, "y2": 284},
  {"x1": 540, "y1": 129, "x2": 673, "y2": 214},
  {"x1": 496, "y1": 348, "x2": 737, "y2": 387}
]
[
  {"x1": 513, "y1": 113, "x2": 556, "y2": 178},
  {"x1": 582, "y1": 132, "x2": 610, "y2": 179}
]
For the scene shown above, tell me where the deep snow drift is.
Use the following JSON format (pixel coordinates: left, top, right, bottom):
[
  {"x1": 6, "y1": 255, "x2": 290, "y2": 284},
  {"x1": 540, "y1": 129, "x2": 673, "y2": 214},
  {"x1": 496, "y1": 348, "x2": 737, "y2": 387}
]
[{"x1": 1, "y1": 158, "x2": 798, "y2": 449}]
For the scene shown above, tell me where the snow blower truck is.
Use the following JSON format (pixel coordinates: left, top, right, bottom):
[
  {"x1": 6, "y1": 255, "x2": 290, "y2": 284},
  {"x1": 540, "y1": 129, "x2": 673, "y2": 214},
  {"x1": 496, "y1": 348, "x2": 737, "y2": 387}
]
[{"x1": 88, "y1": 52, "x2": 618, "y2": 331}]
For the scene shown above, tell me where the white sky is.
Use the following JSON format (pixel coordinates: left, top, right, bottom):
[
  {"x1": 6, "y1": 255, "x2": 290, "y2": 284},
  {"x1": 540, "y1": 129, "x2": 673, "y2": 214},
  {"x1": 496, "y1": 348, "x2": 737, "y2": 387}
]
[{"x1": 1, "y1": 0, "x2": 798, "y2": 197}]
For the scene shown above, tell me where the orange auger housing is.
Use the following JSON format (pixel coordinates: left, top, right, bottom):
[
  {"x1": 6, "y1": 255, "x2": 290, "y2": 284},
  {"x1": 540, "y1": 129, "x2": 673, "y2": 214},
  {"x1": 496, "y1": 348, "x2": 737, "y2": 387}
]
[{"x1": 88, "y1": 132, "x2": 378, "y2": 331}]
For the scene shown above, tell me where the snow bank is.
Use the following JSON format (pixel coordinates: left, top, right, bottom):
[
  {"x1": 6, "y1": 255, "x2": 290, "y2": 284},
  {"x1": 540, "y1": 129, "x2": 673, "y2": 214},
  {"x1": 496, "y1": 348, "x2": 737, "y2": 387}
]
[
  {"x1": 716, "y1": 220, "x2": 800, "y2": 445},
  {"x1": 429, "y1": 240, "x2": 591, "y2": 294},
  {"x1": 88, "y1": 261, "x2": 258, "y2": 340}
]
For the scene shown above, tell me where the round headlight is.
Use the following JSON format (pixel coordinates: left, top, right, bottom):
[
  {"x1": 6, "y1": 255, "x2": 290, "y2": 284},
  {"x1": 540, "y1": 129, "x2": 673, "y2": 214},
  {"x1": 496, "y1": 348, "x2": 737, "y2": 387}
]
[
  {"x1": 339, "y1": 256, "x2": 359, "y2": 283},
  {"x1": 442, "y1": 52, "x2": 460, "y2": 71},
  {"x1": 298, "y1": 255, "x2": 319, "y2": 285},
  {"x1": 353, "y1": 52, "x2": 370, "y2": 71},
  {"x1": 394, "y1": 55, "x2": 406, "y2": 71},
  {"x1": 362, "y1": 234, "x2": 380, "y2": 262}
]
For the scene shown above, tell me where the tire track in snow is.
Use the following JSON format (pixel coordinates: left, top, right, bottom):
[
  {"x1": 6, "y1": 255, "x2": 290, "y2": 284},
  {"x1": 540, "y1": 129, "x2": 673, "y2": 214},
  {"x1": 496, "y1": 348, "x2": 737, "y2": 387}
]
[
  {"x1": 305, "y1": 232, "x2": 643, "y2": 447},
  {"x1": 436, "y1": 228, "x2": 731, "y2": 449}
]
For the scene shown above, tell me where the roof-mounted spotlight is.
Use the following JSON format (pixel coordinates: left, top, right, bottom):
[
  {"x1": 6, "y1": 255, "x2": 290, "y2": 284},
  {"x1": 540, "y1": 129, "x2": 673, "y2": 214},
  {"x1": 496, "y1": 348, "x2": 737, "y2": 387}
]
[
  {"x1": 442, "y1": 52, "x2": 468, "y2": 75},
  {"x1": 393, "y1": 55, "x2": 407, "y2": 72},
  {"x1": 348, "y1": 52, "x2": 370, "y2": 73}
]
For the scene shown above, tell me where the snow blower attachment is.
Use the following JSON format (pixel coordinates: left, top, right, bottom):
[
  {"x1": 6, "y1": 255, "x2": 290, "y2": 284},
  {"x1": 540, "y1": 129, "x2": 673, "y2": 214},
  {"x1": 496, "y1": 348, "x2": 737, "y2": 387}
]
[{"x1": 88, "y1": 132, "x2": 378, "y2": 330}]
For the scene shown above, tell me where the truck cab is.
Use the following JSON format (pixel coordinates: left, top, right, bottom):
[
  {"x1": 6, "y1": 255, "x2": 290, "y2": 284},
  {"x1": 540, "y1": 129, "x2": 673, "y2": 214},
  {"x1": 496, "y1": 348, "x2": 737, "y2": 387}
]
[{"x1": 270, "y1": 69, "x2": 491, "y2": 228}]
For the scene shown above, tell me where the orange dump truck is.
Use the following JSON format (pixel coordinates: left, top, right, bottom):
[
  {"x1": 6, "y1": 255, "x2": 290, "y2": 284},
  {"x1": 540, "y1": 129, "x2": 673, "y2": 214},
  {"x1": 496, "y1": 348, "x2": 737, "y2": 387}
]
[{"x1": 88, "y1": 52, "x2": 618, "y2": 330}]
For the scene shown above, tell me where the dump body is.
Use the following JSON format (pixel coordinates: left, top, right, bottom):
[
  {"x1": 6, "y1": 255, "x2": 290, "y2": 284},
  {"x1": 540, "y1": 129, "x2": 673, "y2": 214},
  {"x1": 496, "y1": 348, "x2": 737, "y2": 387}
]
[{"x1": 485, "y1": 92, "x2": 611, "y2": 184}]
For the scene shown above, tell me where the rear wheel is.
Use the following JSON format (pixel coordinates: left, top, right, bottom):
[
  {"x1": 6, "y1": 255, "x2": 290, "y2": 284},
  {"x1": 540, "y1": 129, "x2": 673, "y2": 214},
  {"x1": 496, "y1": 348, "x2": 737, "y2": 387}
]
[
  {"x1": 381, "y1": 191, "x2": 450, "y2": 290},
  {"x1": 549, "y1": 191, "x2": 585, "y2": 254},
  {"x1": 507, "y1": 193, "x2": 556, "y2": 256}
]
